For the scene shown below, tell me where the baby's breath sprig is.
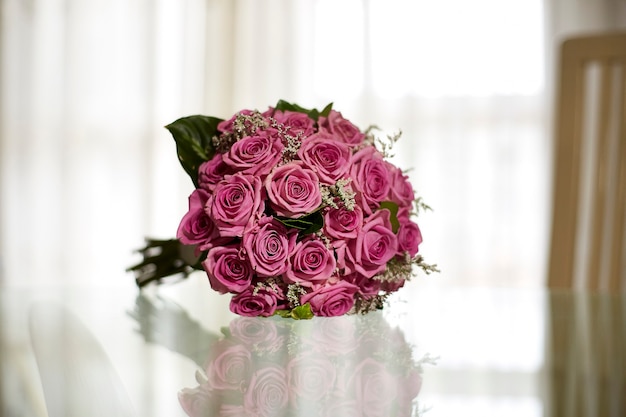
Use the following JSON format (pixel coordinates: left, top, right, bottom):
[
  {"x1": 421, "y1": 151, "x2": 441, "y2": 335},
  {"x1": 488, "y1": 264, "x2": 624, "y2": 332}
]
[
  {"x1": 252, "y1": 276, "x2": 281, "y2": 296},
  {"x1": 213, "y1": 111, "x2": 270, "y2": 153},
  {"x1": 412, "y1": 196, "x2": 432, "y2": 217},
  {"x1": 280, "y1": 132, "x2": 304, "y2": 164},
  {"x1": 352, "y1": 293, "x2": 390, "y2": 314},
  {"x1": 375, "y1": 255, "x2": 414, "y2": 283},
  {"x1": 320, "y1": 187, "x2": 338, "y2": 210},
  {"x1": 320, "y1": 178, "x2": 356, "y2": 211},
  {"x1": 363, "y1": 125, "x2": 379, "y2": 147},
  {"x1": 286, "y1": 283, "x2": 307, "y2": 307},
  {"x1": 364, "y1": 125, "x2": 403, "y2": 158},
  {"x1": 314, "y1": 230, "x2": 333, "y2": 249},
  {"x1": 335, "y1": 178, "x2": 356, "y2": 210},
  {"x1": 212, "y1": 133, "x2": 237, "y2": 154},
  {"x1": 232, "y1": 111, "x2": 269, "y2": 138},
  {"x1": 377, "y1": 130, "x2": 402, "y2": 158},
  {"x1": 415, "y1": 255, "x2": 440, "y2": 275},
  {"x1": 269, "y1": 118, "x2": 305, "y2": 164},
  {"x1": 376, "y1": 253, "x2": 440, "y2": 282}
]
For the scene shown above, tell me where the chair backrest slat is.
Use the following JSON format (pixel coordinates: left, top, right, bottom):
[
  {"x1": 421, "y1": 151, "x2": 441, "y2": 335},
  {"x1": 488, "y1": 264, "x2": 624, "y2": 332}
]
[
  {"x1": 586, "y1": 61, "x2": 610, "y2": 290},
  {"x1": 608, "y1": 63, "x2": 626, "y2": 291},
  {"x1": 548, "y1": 32, "x2": 626, "y2": 292}
]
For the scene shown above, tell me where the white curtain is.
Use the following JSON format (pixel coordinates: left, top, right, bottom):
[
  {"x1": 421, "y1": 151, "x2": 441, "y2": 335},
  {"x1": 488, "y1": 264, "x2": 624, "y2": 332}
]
[{"x1": 1, "y1": 0, "x2": 625, "y2": 287}]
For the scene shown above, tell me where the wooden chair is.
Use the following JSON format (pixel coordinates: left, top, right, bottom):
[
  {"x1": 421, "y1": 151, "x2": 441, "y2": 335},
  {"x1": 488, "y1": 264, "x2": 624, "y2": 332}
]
[{"x1": 548, "y1": 32, "x2": 626, "y2": 292}]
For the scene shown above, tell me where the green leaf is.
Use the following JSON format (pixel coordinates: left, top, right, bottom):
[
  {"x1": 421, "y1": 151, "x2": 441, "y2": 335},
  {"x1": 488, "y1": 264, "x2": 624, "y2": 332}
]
[
  {"x1": 300, "y1": 211, "x2": 324, "y2": 236},
  {"x1": 379, "y1": 201, "x2": 400, "y2": 233},
  {"x1": 165, "y1": 115, "x2": 222, "y2": 187},
  {"x1": 275, "y1": 217, "x2": 311, "y2": 230},
  {"x1": 275, "y1": 211, "x2": 324, "y2": 236},
  {"x1": 272, "y1": 304, "x2": 314, "y2": 320},
  {"x1": 274, "y1": 309, "x2": 292, "y2": 318},
  {"x1": 290, "y1": 303, "x2": 314, "y2": 320},
  {"x1": 319, "y1": 102, "x2": 333, "y2": 118},
  {"x1": 273, "y1": 99, "x2": 333, "y2": 122},
  {"x1": 274, "y1": 99, "x2": 311, "y2": 115}
]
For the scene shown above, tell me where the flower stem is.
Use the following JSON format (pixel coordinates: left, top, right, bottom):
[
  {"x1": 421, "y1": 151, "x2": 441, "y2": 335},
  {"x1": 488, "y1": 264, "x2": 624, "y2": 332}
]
[{"x1": 127, "y1": 238, "x2": 201, "y2": 288}]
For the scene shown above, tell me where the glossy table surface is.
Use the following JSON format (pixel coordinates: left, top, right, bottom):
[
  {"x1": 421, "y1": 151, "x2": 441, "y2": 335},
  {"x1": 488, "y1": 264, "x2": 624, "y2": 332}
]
[{"x1": 1, "y1": 278, "x2": 624, "y2": 417}]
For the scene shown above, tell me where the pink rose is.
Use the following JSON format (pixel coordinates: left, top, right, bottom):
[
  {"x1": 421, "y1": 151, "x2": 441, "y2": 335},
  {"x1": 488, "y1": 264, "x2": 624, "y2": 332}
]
[
  {"x1": 397, "y1": 205, "x2": 411, "y2": 222},
  {"x1": 229, "y1": 287, "x2": 281, "y2": 317},
  {"x1": 318, "y1": 109, "x2": 365, "y2": 146},
  {"x1": 323, "y1": 204, "x2": 363, "y2": 240},
  {"x1": 206, "y1": 173, "x2": 264, "y2": 237},
  {"x1": 287, "y1": 354, "x2": 336, "y2": 401},
  {"x1": 380, "y1": 278, "x2": 405, "y2": 293},
  {"x1": 297, "y1": 133, "x2": 352, "y2": 184},
  {"x1": 243, "y1": 366, "x2": 289, "y2": 417},
  {"x1": 344, "y1": 210, "x2": 398, "y2": 278},
  {"x1": 177, "y1": 189, "x2": 221, "y2": 247},
  {"x1": 202, "y1": 245, "x2": 254, "y2": 294},
  {"x1": 387, "y1": 165, "x2": 415, "y2": 207},
  {"x1": 285, "y1": 237, "x2": 336, "y2": 287},
  {"x1": 265, "y1": 162, "x2": 322, "y2": 218},
  {"x1": 205, "y1": 344, "x2": 252, "y2": 391},
  {"x1": 198, "y1": 154, "x2": 233, "y2": 192},
  {"x1": 344, "y1": 272, "x2": 382, "y2": 297},
  {"x1": 350, "y1": 147, "x2": 392, "y2": 214},
  {"x1": 333, "y1": 239, "x2": 348, "y2": 271},
  {"x1": 222, "y1": 130, "x2": 284, "y2": 177},
  {"x1": 243, "y1": 216, "x2": 296, "y2": 277},
  {"x1": 272, "y1": 110, "x2": 315, "y2": 137},
  {"x1": 300, "y1": 281, "x2": 359, "y2": 317},
  {"x1": 397, "y1": 219, "x2": 422, "y2": 257}
]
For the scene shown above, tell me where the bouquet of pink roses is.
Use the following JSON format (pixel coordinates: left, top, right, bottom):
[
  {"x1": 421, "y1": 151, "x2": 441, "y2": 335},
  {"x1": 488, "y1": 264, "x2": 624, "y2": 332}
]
[{"x1": 129, "y1": 100, "x2": 437, "y2": 318}]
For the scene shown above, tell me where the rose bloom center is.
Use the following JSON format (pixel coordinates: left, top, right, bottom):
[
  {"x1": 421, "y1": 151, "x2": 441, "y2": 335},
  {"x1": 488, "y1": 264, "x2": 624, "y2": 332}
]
[
  {"x1": 245, "y1": 141, "x2": 264, "y2": 155},
  {"x1": 224, "y1": 186, "x2": 245, "y2": 207},
  {"x1": 304, "y1": 252, "x2": 322, "y2": 268},
  {"x1": 318, "y1": 148, "x2": 339, "y2": 165},
  {"x1": 262, "y1": 233, "x2": 283, "y2": 258},
  {"x1": 287, "y1": 179, "x2": 307, "y2": 199}
]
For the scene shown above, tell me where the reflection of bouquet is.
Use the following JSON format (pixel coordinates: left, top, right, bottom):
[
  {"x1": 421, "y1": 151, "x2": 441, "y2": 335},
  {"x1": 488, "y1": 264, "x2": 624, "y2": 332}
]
[
  {"x1": 129, "y1": 100, "x2": 437, "y2": 318},
  {"x1": 178, "y1": 313, "x2": 430, "y2": 417}
]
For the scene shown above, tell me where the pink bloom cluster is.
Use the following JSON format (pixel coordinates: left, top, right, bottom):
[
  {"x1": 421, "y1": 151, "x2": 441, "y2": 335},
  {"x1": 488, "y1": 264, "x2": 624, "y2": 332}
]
[
  {"x1": 177, "y1": 105, "x2": 423, "y2": 317},
  {"x1": 178, "y1": 314, "x2": 424, "y2": 417}
]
